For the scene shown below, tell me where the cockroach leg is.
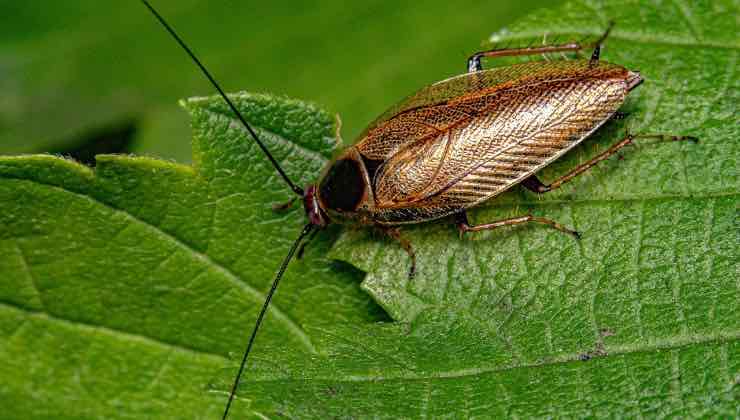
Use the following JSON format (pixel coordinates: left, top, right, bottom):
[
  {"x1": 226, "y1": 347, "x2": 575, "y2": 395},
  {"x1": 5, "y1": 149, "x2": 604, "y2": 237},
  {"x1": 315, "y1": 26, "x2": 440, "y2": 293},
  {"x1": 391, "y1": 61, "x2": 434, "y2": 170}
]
[
  {"x1": 521, "y1": 175, "x2": 551, "y2": 193},
  {"x1": 589, "y1": 21, "x2": 613, "y2": 67},
  {"x1": 382, "y1": 227, "x2": 417, "y2": 279},
  {"x1": 296, "y1": 228, "x2": 320, "y2": 260},
  {"x1": 272, "y1": 196, "x2": 298, "y2": 212},
  {"x1": 594, "y1": 21, "x2": 615, "y2": 48},
  {"x1": 468, "y1": 21, "x2": 615, "y2": 72},
  {"x1": 522, "y1": 133, "x2": 698, "y2": 194},
  {"x1": 455, "y1": 212, "x2": 471, "y2": 240},
  {"x1": 588, "y1": 44, "x2": 602, "y2": 67},
  {"x1": 456, "y1": 210, "x2": 580, "y2": 239},
  {"x1": 468, "y1": 42, "x2": 583, "y2": 72},
  {"x1": 612, "y1": 111, "x2": 629, "y2": 120},
  {"x1": 632, "y1": 133, "x2": 699, "y2": 143}
]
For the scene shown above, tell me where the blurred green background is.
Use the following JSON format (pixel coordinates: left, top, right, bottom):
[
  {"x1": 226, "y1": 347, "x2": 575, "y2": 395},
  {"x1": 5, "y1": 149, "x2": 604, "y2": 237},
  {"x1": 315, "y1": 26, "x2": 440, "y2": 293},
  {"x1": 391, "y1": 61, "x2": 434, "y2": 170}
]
[{"x1": 1, "y1": 0, "x2": 557, "y2": 163}]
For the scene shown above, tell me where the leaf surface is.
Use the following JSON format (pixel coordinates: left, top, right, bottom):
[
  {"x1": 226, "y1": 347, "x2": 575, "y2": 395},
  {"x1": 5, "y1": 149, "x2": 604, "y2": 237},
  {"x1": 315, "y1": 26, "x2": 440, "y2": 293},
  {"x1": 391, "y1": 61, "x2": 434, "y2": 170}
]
[
  {"x1": 328, "y1": 0, "x2": 739, "y2": 416},
  {"x1": 1, "y1": 0, "x2": 738, "y2": 418},
  {"x1": 0, "y1": 93, "x2": 384, "y2": 418}
]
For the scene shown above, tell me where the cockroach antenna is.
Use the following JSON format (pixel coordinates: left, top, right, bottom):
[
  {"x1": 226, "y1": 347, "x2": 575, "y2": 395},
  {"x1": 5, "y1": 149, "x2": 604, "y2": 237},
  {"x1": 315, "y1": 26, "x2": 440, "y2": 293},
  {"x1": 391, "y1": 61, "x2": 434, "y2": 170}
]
[
  {"x1": 140, "y1": 0, "x2": 304, "y2": 197},
  {"x1": 222, "y1": 222, "x2": 314, "y2": 419},
  {"x1": 139, "y1": 2, "x2": 314, "y2": 419}
]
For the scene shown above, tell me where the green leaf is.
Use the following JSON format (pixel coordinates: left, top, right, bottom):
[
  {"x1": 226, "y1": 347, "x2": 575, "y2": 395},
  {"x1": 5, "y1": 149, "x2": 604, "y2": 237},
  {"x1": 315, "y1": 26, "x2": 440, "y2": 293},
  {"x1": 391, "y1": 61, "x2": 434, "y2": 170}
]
[
  {"x1": 326, "y1": 0, "x2": 739, "y2": 416},
  {"x1": 334, "y1": 0, "x2": 739, "y2": 320},
  {"x1": 0, "y1": 93, "x2": 384, "y2": 418},
  {"x1": 1, "y1": 1, "x2": 738, "y2": 419}
]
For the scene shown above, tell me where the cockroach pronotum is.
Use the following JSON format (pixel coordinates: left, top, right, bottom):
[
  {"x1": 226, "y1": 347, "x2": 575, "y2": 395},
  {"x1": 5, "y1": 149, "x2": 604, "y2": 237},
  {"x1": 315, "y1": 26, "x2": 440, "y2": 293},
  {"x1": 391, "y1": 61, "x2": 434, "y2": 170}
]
[{"x1": 140, "y1": 1, "x2": 697, "y2": 418}]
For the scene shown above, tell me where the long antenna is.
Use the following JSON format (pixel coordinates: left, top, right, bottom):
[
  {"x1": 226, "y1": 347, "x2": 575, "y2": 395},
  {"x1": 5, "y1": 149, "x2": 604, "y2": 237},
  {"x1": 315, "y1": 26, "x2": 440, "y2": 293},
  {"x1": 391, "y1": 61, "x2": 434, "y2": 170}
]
[
  {"x1": 223, "y1": 223, "x2": 314, "y2": 419},
  {"x1": 140, "y1": 0, "x2": 304, "y2": 197}
]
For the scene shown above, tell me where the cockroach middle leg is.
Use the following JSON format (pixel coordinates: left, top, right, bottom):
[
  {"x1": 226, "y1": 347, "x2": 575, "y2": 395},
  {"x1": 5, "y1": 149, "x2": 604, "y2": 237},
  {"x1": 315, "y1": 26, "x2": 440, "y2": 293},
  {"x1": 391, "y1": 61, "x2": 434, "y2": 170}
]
[
  {"x1": 381, "y1": 226, "x2": 417, "y2": 279},
  {"x1": 456, "y1": 211, "x2": 580, "y2": 239},
  {"x1": 522, "y1": 133, "x2": 698, "y2": 194},
  {"x1": 467, "y1": 21, "x2": 614, "y2": 72}
]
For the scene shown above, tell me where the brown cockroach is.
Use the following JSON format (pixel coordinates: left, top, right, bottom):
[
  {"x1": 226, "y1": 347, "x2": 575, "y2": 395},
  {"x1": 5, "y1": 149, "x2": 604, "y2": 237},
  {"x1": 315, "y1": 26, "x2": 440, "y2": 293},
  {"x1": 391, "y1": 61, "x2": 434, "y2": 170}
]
[{"x1": 141, "y1": 2, "x2": 696, "y2": 418}]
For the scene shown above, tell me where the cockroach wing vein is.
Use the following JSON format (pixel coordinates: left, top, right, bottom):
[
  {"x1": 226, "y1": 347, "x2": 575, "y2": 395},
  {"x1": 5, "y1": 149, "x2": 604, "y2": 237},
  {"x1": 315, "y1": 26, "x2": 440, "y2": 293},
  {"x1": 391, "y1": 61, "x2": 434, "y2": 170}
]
[{"x1": 359, "y1": 61, "x2": 629, "y2": 220}]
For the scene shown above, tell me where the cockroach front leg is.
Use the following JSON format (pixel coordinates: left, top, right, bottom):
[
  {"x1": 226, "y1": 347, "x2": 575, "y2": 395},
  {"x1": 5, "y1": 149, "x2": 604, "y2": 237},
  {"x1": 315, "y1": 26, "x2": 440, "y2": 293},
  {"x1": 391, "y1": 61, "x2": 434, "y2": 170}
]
[
  {"x1": 522, "y1": 133, "x2": 698, "y2": 194},
  {"x1": 272, "y1": 196, "x2": 298, "y2": 211},
  {"x1": 467, "y1": 22, "x2": 614, "y2": 72},
  {"x1": 381, "y1": 226, "x2": 417, "y2": 279},
  {"x1": 456, "y1": 211, "x2": 580, "y2": 239}
]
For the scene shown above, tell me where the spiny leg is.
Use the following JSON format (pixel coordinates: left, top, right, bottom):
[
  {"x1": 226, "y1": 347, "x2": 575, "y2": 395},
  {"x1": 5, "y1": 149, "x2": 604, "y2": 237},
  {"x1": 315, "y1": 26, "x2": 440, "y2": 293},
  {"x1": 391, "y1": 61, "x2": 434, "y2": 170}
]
[
  {"x1": 522, "y1": 133, "x2": 698, "y2": 194},
  {"x1": 467, "y1": 21, "x2": 614, "y2": 72},
  {"x1": 456, "y1": 211, "x2": 580, "y2": 239},
  {"x1": 382, "y1": 226, "x2": 417, "y2": 279}
]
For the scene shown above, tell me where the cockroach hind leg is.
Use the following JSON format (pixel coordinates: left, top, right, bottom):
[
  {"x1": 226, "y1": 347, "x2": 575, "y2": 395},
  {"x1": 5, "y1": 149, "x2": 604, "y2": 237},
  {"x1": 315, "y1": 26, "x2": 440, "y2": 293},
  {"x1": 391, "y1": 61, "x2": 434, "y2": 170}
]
[
  {"x1": 521, "y1": 175, "x2": 552, "y2": 194},
  {"x1": 523, "y1": 132, "x2": 698, "y2": 195},
  {"x1": 634, "y1": 133, "x2": 699, "y2": 144},
  {"x1": 612, "y1": 111, "x2": 630, "y2": 120},
  {"x1": 382, "y1": 226, "x2": 417, "y2": 279},
  {"x1": 455, "y1": 212, "x2": 471, "y2": 240},
  {"x1": 457, "y1": 211, "x2": 580, "y2": 240}
]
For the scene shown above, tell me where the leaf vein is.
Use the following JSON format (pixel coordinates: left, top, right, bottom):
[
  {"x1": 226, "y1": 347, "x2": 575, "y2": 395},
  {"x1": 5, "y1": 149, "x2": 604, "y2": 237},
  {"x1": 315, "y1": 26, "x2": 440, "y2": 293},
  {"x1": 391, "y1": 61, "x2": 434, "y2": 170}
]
[
  {"x1": 0, "y1": 301, "x2": 225, "y2": 362},
  {"x1": 243, "y1": 330, "x2": 740, "y2": 383},
  {"x1": 672, "y1": 0, "x2": 703, "y2": 41},
  {"x1": 14, "y1": 242, "x2": 45, "y2": 311},
  {"x1": 2, "y1": 177, "x2": 317, "y2": 354}
]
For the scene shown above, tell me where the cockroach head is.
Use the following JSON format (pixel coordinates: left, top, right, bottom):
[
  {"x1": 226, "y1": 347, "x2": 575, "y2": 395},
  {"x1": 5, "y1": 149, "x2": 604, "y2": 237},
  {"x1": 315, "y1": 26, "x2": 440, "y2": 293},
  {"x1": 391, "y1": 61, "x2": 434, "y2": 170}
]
[{"x1": 303, "y1": 185, "x2": 328, "y2": 227}]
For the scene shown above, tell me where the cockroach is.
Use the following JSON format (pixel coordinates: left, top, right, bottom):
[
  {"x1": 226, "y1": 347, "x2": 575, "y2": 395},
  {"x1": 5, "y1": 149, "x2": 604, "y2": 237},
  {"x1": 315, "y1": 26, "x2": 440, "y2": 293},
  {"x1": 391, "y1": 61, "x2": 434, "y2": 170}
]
[{"x1": 140, "y1": 1, "x2": 697, "y2": 418}]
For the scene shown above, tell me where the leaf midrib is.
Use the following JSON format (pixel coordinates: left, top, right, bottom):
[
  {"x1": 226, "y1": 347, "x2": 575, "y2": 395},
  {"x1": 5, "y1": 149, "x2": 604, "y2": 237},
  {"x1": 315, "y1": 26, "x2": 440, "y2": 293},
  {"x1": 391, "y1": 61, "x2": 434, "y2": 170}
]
[
  {"x1": 227, "y1": 328, "x2": 740, "y2": 383},
  {"x1": 189, "y1": 98, "x2": 333, "y2": 163},
  {"x1": 0, "y1": 301, "x2": 224, "y2": 361},
  {"x1": 5, "y1": 297, "x2": 734, "y2": 386}
]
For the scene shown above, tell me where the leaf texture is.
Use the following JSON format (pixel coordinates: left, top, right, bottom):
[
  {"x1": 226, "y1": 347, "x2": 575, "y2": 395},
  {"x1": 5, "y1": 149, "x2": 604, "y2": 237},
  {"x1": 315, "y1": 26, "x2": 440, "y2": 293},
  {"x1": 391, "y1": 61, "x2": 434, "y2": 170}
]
[{"x1": 1, "y1": 0, "x2": 738, "y2": 418}]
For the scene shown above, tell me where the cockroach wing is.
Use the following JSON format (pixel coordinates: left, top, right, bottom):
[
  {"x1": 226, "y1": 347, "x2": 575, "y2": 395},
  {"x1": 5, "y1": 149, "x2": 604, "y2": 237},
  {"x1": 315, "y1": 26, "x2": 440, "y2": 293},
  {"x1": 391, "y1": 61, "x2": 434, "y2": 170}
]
[
  {"x1": 356, "y1": 60, "x2": 573, "y2": 162},
  {"x1": 362, "y1": 60, "x2": 634, "y2": 224}
]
